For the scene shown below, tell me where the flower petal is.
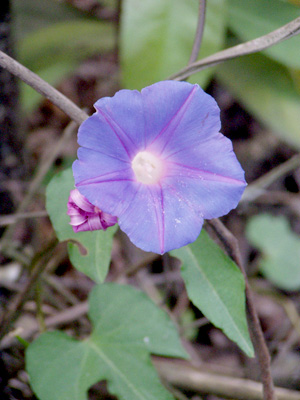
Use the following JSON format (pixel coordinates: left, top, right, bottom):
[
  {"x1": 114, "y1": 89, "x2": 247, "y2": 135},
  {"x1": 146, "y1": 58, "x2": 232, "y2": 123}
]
[
  {"x1": 87, "y1": 214, "x2": 104, "y2": 231},
  {"x1": 73, "y1": 146, "x2": 133, "y2": 190},
  {"x1": 72, "y1": 220, "x2": 91, "y2": 233},
  {"x1": 69, "y1": 214, "x2": 87, "y2": 226},
  {"x1": 161, "y1": 184, "x2": 205, "y2": 253},
  {"x1": 118, "y1": 183, "x2": 204, "y2": 254},
  {"x1": 78, "y1": 111, "x2": 131, "y2": 162},
  {"x1": 69, "y1": 188, "x2": 95, "y2": 213},
  {"x1": 93, "y1": 89, "x2": 146, "y2": 154},
  {"x1": 141, "y1": 81, "x2": 221, "y2": 156},
  {"x1": 74, "y1": 147, "x2": 140, "y2": 216},
  {"x1": 100, "y1": 212, "x2": 118, "y2": 229},
  {"x1": 164, "y1": 173, "x2": 245, "y2": 220},
  {"x1": 166, "y1": 132, "x2": 244, "y2": 179},
  {"x1": 73, "y1": 81, "x2": 246, "y2": 253},
  {"x1": 118, "y1": 185, "x2": 164, "y2": 253}
]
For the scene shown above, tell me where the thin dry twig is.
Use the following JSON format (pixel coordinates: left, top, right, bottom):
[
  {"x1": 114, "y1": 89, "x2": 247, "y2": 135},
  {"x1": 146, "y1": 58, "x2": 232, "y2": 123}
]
[
  {"x1": 207, "y1": 219, "x2": 276, "y2": 400},
  {"x1": 188, "y1": 0, "x2": 206, "y2": 64},
  {"x1": 0, "y1": 210, "x2": 48, "y2": 226},
  {"x1": 0, "y1": 301, "x2": 88, "y2": 350},
  {"x1": 155, "y1": 358, "x2": 300, "y2": 400},
  {"x1": 0, "y1": 51, "x2": 88, "y2": 124},
  {"x1": 169, "y1": 16, "x2": 300, "y2": 81},
  {"x1": 42, "y1": 275, "x2": 80, "y2": 306}
]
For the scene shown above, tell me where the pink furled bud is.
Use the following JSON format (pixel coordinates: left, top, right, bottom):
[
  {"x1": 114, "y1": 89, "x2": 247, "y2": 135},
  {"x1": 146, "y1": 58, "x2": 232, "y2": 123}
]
[{"x1": 67, "y1": 189, "x2": 117, "y2": 233}]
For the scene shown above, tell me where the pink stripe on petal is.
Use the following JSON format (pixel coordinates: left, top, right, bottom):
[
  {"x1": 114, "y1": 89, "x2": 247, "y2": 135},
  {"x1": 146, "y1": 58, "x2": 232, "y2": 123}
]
[
  {"x1": 69, "y1": 189, "x2": 95, "y2": 212},
  {"x1": 69, "y1": 215, "x2": 87, "y2": 226},
  {"x1": 88, "y1": 215, "x2": 104, "y2": 231},
  {"x1": 101, "y1": 213, "x2": 118, "y2": 229},
  {"x1": 166, "y1": 162, "x2": 246, "y2": 186},
  {"x1": 150, "y1": 86, "x2": 197, "y2": 155},
  {"x1": 74, "y1": 221, "x2": 91, "y2": 232}
]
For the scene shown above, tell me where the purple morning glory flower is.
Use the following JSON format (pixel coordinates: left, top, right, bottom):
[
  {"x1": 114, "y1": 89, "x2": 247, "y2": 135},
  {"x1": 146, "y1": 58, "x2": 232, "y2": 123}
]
[
  {"x1": 67, "y1": 189, "x2": 117, "y2": 232},
  {"x1": 73, "y1": 80, "x2": 246, "y2": 254}
]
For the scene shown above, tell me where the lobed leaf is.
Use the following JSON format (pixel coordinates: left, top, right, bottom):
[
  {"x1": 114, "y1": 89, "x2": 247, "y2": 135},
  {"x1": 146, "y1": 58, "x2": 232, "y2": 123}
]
[
  {"x1": 26, "y1": 283, "x2": 188, "y2": 400},
  {"x1": 171, "y1": 230, "x2": 254, "y2": 357},
  {"x1": 46, "y1": 168, "x2": 117, "y2": 283}
]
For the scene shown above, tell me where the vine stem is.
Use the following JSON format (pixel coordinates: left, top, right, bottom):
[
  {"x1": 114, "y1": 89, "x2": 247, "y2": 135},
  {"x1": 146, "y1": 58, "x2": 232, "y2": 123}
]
[
  {"x1": 207, "y1": 219, "x2": 276, "y2": 400},
  {"x1": 169, "y1": 16, "x2": 300, "y2": 81},
  {"x1": 188, "y1": 0, "x2": 206, "y2": 64},
  {"x1": 0, "y1": 50, "x2": 88, "y2": 125}
]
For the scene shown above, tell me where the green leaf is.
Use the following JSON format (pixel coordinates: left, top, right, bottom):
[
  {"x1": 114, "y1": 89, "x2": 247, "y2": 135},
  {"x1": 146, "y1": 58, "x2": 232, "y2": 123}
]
[
  {"x1": 12, "y1": 0, "x2": 84, "y2": 38},
  {"x1": 171, "y1": 230, "x2": 254, "y2": 357},
  {"x1": 120, "y1": 0, "x2": 226, "y2": 90},
  {"x1": 216, "y1": 53, "x2": 300, "y2": 149},
  {"x1": 26, "y1": 283, "x2": 188, "y2": 400},
  {"x1": 228, "y1": 0, "x2": 300, "y2": 68},
  {"x1": 19, "y1": 20, "x2": 114, "y2": 72},
  {"x1": 18, "y1": 20, "x2": 115, "y2": 111},
  {"x1": 46, "y1": 168, "x2": 117, "y2": 283},
  {"x1": 246, "y1": 214, "x2": 300, "y2": 291}
]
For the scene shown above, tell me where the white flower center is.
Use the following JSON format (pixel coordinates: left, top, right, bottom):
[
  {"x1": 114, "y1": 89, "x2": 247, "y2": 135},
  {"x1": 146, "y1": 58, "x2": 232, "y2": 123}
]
[{"x1": 132, "y1": 151, "x2": 163, "y2": 184}]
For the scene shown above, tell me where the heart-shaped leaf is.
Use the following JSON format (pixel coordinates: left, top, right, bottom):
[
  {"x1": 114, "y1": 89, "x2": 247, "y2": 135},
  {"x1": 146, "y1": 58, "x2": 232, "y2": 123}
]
[{"x1": 26, "y1": 283, "x2": 188, "y2": 400}]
